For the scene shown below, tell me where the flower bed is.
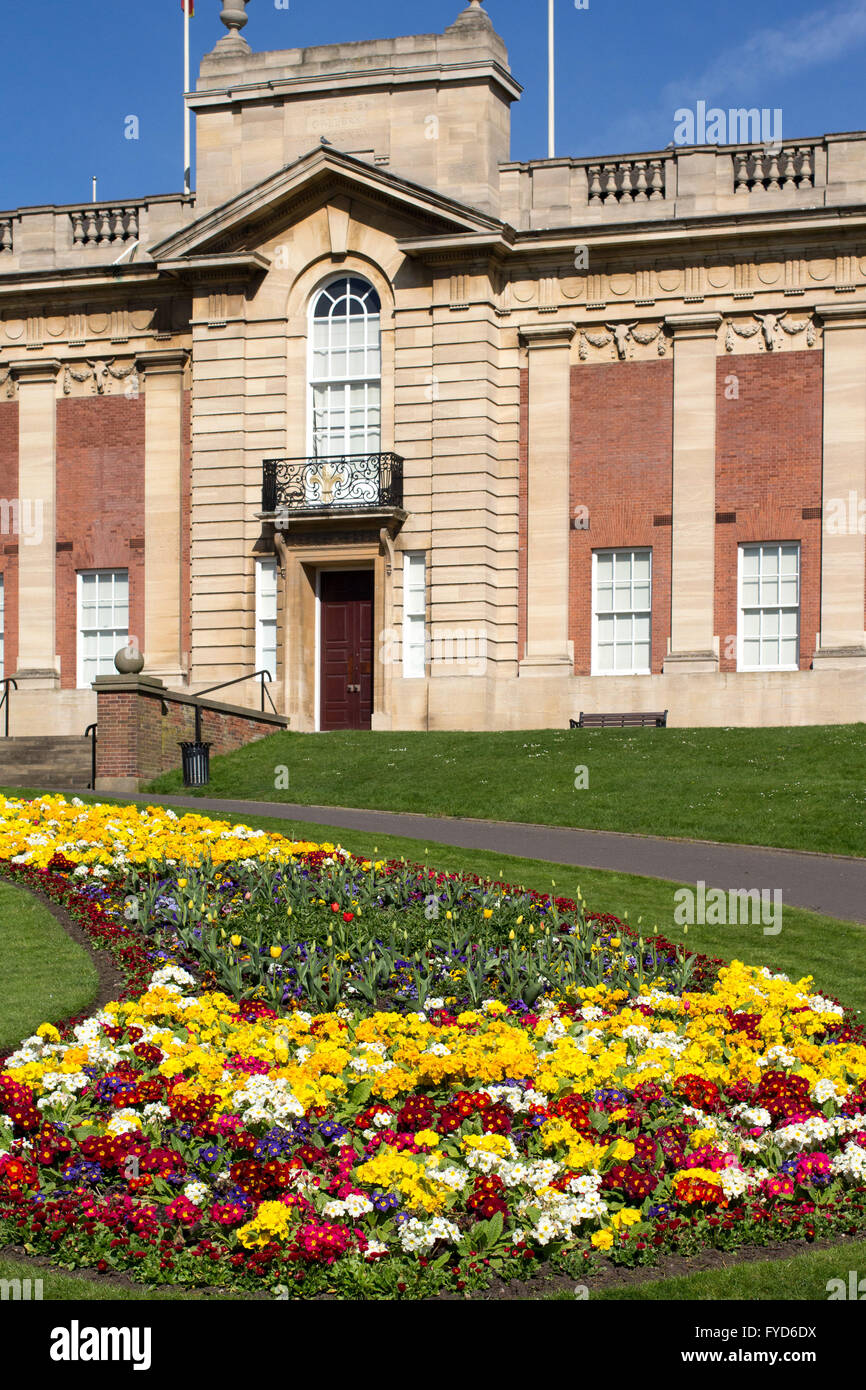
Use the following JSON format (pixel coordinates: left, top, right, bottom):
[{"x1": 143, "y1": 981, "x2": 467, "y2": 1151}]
[{"x1": 0, "y1": 794, "x2": 865, "y2": 1298}]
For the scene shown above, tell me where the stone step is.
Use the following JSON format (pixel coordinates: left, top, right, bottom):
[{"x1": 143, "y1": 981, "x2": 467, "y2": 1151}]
[{"x1": 0, "y1": 736, "x2": 93, "y2": 789}]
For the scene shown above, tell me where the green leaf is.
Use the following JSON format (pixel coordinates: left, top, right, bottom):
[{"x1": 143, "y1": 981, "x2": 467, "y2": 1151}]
[{"x1": 351, "y1": 1079, "x2": 374, "y2": 1106}]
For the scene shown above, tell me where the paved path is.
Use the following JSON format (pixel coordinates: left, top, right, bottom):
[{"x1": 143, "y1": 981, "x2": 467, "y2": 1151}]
[{"x1": 94, "y1": 791, "x2": 866, "y2": 926}]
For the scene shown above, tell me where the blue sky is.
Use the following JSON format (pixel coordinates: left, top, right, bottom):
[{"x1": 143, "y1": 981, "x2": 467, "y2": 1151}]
[{"x1": 2, "y1": 0, "x2": 866, "y2": 209}]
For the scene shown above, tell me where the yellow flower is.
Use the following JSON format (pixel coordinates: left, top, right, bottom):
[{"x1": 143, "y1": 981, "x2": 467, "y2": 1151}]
[
  {"x1": 177, "y1": 878, "x2": 187, "y2": 888},
  {"x1": 609, "y1": 1139, "x2": 635, "y2": 1161},
  {"x1": 414, "y1": 1129, "x2": 439, "y2": 1148},
  {"x1": 611, "y1": 1207, "x2": 641, "y2": 1229},
  {"x1": 483, "y1": 909, "x2": 493, "y2": 920},
  {"x1": 230, "y1": 935, "x2": 242, "y2": 947},
  {"x1": 270, "y1": 945, "x2": 282, "y2": 959},
  {"x1": 591, "y1": 1229, "x2": 614, "y2": 1250}
]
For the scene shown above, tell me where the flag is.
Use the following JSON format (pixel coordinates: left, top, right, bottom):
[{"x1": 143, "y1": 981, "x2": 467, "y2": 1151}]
[{"x1": 181, "y1": 0, "x2": 194, "y2": 14}]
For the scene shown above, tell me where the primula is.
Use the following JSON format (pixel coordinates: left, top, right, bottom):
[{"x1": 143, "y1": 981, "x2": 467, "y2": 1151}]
[{"x1": 1, "y1": 798, "x2": 865, "y2": 1294}]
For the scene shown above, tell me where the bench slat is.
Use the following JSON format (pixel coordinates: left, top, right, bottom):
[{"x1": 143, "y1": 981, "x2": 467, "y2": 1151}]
[{"x1": 570, "y1": 710, "x2": 668, "y2": 729}]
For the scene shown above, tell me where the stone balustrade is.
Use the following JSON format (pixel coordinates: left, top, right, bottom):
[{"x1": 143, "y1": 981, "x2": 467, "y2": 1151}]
[
  {"x1": 586, "y1": 158, "x2": 666, "y2": 205},
  {"x1": 733, "y1": 145, "x2": 816, "y2": 194},
  {"x1": 70, "y1": 206, "x2": 141, "y2": 246},
  {"x1": 499, "y1": 133, "x2": 866, "y2": 229},
  {"x1": 0, "y1": 194, "x2": 194, "y2": 271}
]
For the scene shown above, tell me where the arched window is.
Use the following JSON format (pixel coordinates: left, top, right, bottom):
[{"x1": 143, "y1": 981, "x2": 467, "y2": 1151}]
[{"x1": 309, "y1": 275, "x2": 381, "y2": 456}]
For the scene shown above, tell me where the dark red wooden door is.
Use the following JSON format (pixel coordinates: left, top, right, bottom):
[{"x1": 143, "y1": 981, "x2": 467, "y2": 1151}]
[{"x1": 320, "y1": 570, "x2": 374, "y2": 731}]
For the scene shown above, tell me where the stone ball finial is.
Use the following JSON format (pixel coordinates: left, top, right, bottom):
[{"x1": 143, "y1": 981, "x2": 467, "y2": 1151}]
[{"x1": 115, "y1": 643, "x2": 144, "y2": 675}]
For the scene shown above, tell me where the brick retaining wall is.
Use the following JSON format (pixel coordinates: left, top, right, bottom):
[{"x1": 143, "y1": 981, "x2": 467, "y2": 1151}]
[{"x1": 93, "y1": 674, "x2": 287, "y2": 791}]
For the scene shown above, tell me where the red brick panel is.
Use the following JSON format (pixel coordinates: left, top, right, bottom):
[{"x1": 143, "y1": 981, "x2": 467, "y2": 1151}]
[
  {"x1": 56, "y1": 396, "x2": 146, "y2": 688},
  {"x1": 0, "y1": 402, "x2": 19, "y2": 678},
  {"x1": 569, "y1": 360, "x2": 673, "y2": 674},
  {"x1": 715, "y1": 352, "x2": 823, "y2": 671}
]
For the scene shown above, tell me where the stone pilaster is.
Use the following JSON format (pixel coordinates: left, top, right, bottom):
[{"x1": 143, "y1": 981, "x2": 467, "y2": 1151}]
[
  {"x1": 663, "y1": 313, "x2": 722, "y2": 673},
  {"x1": 137, "y1": 349, "x2": 189, "y2": 686},
  {"x1": 10, "y1": 358, "x2": 61, "y2": 689},
  {"x1": 519, "y1": 323, "x2": 576, "y2": 675},
  {"x1": 812, "y1": 304, "x2": 866, "y2": 667}
]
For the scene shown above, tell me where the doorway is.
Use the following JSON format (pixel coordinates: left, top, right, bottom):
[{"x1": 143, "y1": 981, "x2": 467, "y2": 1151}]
[{"x1": 319, "y1": 569, "x2": 374, "y2": 730}]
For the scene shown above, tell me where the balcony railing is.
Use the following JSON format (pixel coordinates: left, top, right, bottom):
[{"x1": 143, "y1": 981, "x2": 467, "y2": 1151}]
[{"x1": 262, "y1": 452, "x2": 404, "y2": 514}]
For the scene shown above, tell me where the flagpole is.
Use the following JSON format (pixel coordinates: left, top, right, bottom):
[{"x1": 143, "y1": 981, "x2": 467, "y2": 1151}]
[
  {"x1": 548, "y1": 0, "x2": 555, "y2": 159},
  {"x1": 183, "y1": 1, "x2": 191, "y2": 195}
]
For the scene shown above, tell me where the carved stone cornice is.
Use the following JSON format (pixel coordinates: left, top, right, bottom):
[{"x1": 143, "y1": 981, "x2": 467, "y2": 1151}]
[
  {"x1": 134, "y1": 348, "x2": 190, "y2": 374},
  {"x1": 519, "y1": 322, "x2": 576, "y2": 349},
  {"x1": 6, "y1": 357, "x2": 62, "y2": 385},
  {"x1": 664, "y1": 312, "x2": 722, "y2": 338},
  {"x1": 815, "y1": 301, "x2": 866, "y2": 329}
]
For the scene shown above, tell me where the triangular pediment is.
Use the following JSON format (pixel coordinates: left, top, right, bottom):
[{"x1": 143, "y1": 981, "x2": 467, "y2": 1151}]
[{"x1": 149, "y1": 146, "x2": 505, "y2": 263}]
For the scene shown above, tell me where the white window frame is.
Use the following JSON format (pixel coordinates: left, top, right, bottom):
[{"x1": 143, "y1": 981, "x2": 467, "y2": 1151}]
[
  {"x1": 76, "y1": 569, "x2": 129, "y2": 689},
  {"x1": 737, "y1": 542, "x2": 801, "y2": 672},
  {"x1": 402, "y1": 552, "x2": 427, "y2": 679},
  {"x1": 591, "y1": 548, "x2": 653, "y2": 676},
  {"x1": 255, "y1": 557, "x2": 278, "y2": 682},
  {"x1": 307, "y1": 274, "x2": 382, "y2": 459}
]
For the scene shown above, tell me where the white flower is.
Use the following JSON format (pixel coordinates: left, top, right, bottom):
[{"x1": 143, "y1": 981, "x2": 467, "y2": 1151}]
[
  {"x1": 812, "y1": 1078, "x2": 845, "y2": 1105},
  {"x1": 364, "y1": 1239, "x2": 389, "y2": 1258},
  {"x1": 343, "y1": 1192, "x2": 374, "y2": 1217}
]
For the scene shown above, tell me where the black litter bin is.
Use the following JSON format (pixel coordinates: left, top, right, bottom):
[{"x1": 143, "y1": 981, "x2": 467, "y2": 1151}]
[{"x1": 179, "y1": 740, "x2": 211, "y2": 787}]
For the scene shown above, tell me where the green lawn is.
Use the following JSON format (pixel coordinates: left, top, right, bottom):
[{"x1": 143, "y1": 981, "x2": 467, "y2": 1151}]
[
  {"x1": 146, "y1": 725, "x2": 866, "y2": 856},
  {"x1": 0, "y1": 1256, "x2": 217, "y2": 1301},
  {"x1": 549, "y1": 1240, "x2": 866, "y2": 1300},
  {"x1": 0, "y1": 879, "x2": 98, "y2": 1053}
]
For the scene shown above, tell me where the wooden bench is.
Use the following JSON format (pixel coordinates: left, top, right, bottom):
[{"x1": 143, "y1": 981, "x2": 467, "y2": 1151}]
[{"x1": 570, "y1": 710, "x2": 668, "y2": 729}]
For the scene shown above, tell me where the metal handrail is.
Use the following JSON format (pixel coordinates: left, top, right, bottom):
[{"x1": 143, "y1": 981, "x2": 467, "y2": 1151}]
[
  {"x1": 0, "y1": 677, "x2": 18, "y2": 738},
  {"x1": 84, "y1": 722, "x2": 97, "y2": 790},
  {"x1": 193, "y1": 669, "x2": 277, "y2": 715}
]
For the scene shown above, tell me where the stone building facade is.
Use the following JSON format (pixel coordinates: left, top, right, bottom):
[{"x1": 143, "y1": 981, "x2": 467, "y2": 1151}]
[{"x1": 1, "y1": 0, "x2": 865, "y2": 735}]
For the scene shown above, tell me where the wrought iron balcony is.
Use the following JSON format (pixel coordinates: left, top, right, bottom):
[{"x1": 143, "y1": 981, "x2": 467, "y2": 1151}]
[{"x1": 262, "y1": 452, "x2": 403, "y2": 514}]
